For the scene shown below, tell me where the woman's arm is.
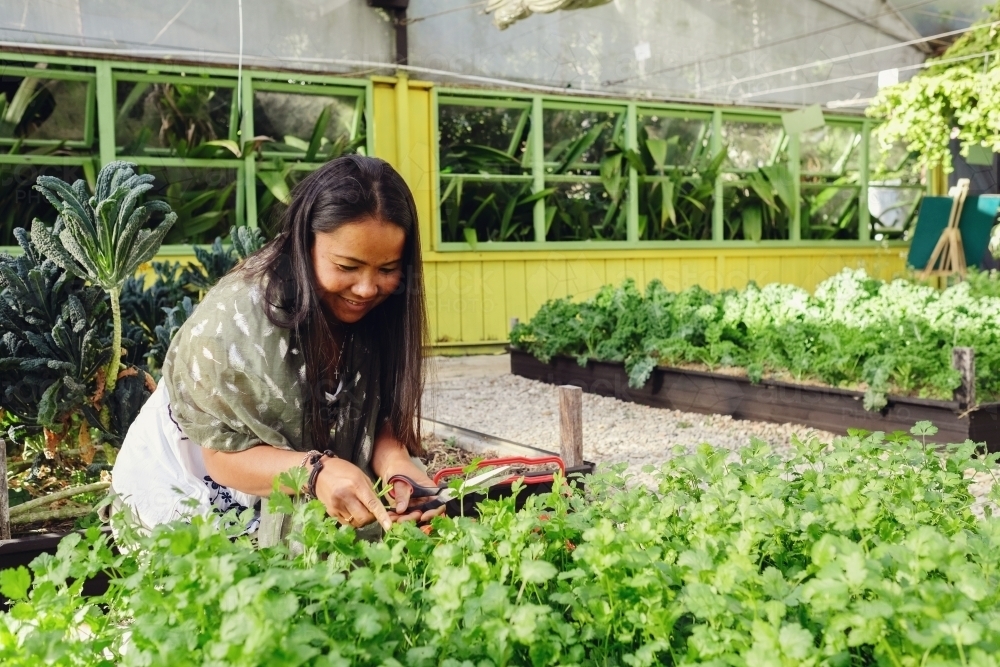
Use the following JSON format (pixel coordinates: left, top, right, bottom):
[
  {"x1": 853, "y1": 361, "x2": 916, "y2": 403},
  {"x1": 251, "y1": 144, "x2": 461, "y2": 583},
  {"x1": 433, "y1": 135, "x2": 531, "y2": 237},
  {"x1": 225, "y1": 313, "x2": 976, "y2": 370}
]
[
  {"x1": 202, "y1": 446, "x2": 305, "y2": 497},
  {"x1": 202, "y1": 446, "x2": 393, "y2": 531}
]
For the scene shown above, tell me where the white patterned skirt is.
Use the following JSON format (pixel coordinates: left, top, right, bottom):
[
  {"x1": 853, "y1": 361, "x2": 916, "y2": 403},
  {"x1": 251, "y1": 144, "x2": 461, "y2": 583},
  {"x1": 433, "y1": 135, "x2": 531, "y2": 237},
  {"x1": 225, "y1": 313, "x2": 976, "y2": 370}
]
[{"x1": 111, "y1": 379, "x2": 261, "y2": 532}]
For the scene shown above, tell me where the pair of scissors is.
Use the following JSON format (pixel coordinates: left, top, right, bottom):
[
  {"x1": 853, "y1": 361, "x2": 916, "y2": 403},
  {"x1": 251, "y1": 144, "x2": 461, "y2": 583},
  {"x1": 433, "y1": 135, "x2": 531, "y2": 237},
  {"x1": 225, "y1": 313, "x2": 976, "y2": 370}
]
[{"x1": 387, "y1": 464, "x2": 512, "y2": 511}]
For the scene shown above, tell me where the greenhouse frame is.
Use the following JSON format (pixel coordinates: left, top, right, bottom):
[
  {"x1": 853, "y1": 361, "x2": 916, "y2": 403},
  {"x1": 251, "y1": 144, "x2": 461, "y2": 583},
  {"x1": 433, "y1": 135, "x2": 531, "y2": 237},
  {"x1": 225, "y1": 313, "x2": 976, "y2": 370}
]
[{"x1": 0, "y1": 51, "x2": 926, "y2": 351}]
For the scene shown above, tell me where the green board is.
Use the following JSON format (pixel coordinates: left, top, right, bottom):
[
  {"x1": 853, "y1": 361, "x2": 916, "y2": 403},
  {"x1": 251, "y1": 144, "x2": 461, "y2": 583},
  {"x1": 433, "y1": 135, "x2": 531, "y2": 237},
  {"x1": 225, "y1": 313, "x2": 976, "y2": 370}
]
[
  {"x1": 907, "y1": 195, "x2": 1000, "y2": 269},
  {"x1": 781, "y1": 104, "x2": 825, "y2": 135}
]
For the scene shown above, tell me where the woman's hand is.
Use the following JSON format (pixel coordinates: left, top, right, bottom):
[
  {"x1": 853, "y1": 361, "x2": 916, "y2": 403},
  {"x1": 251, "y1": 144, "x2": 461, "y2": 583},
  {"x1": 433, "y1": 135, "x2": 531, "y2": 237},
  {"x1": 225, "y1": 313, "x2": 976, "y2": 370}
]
[
  {"x1": 370, "y1": 424, "x2": 446, "y2": 524},
  {"x1": 313, "y1": 456, "x2": 393, "y2": 532},
  {"x1": 382, "y1": 457, "x2": 448, "y2": 525}
]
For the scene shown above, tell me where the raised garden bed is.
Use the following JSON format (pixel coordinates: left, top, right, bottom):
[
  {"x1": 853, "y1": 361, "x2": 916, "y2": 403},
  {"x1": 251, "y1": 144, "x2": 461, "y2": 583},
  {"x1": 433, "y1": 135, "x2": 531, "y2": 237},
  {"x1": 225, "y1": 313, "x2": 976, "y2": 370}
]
[
  {"x1": 2, "y1": 433, "x2": 591, "y2": 581},
  {"x1": 510, "y1": 349, "x2": 1000, "y2": 450}
]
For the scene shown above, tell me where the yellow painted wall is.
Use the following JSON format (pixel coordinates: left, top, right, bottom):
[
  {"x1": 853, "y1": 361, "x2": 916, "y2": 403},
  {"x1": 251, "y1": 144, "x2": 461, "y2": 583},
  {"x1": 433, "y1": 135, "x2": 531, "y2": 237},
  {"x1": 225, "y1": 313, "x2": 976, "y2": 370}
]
[
  {"x1": 420, "y1": 248, "x2": 906, "y2": 348},
  {"x1": 145, "y1": 76, "x2": 909, "y2": 351},
  {"x1": 375, "y1": 77, "x2": 908, "y2": 349}
]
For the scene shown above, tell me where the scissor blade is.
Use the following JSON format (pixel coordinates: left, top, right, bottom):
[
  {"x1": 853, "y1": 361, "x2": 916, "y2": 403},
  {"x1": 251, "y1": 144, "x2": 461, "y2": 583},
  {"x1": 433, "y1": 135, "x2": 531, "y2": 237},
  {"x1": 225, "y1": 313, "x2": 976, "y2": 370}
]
[
  {"x1": 466, "y1": 464, "x2": 512, "y2": 487},
  {"x1": 437, "y1": 464, "x2": 512, "y2": 502}
]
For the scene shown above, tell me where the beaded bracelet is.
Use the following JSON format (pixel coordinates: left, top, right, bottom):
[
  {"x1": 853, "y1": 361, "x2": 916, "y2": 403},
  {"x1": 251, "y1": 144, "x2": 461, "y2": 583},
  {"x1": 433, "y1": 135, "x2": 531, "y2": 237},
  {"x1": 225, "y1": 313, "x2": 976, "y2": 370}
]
[{"x1": 299, "y1": 450, "x2": 324, "y2": 470}]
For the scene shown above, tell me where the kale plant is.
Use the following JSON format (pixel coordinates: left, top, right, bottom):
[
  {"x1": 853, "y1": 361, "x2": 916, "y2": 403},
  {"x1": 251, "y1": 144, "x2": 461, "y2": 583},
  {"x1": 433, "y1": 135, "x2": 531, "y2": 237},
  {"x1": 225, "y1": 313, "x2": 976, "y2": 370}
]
[{"x1": 0, "y1": 228, "x2": 110, "y2": 445}]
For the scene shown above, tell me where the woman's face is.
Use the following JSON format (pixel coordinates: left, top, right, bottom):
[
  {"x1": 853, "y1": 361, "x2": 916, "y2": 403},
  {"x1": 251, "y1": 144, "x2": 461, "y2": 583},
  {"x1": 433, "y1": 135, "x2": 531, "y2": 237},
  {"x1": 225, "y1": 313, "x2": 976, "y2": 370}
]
[{"x1": 312, "y1": 217, "x2": 406, "y2": 324}]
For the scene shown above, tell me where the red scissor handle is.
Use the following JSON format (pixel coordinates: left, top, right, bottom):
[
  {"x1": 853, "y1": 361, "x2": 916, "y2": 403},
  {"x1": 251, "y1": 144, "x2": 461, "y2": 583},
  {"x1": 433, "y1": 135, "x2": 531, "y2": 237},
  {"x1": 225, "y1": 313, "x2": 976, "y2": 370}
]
[{"x1": 433, "y1": 455, "x2": 566, "y2": 487}]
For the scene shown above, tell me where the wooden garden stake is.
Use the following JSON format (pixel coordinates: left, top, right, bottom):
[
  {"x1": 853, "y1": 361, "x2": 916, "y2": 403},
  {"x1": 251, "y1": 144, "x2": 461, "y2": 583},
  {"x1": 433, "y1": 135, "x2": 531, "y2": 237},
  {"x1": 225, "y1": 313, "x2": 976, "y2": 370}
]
[
  {"x1": 257, "y1": 498, "x2": 292, "y2": 549},
  {"x1": 953, "y1": 347, "x2": 975, "y2": 408},
  {"x1": 509, "y1": 317, "x2": 519, "y2": 332},
  {"x1": 921, "y1": 178, "x2": 970, "y2": 279},
  {"x1": 559, "y1": 385, "x2": 583, "y2": 467},
  {"x1": 1, "y1": 437, "x2": 10, "y2": 540}
]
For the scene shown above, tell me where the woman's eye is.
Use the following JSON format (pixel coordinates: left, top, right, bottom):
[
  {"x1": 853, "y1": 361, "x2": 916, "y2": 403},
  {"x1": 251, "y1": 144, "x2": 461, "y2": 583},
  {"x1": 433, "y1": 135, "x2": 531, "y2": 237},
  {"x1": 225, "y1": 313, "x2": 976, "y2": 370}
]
[
  {"x1": 380, "y1": 267, "x2": 399, "y2": 275},
  {"x1": 337, "y1": 265, "x2": 358, "y2": 272}
]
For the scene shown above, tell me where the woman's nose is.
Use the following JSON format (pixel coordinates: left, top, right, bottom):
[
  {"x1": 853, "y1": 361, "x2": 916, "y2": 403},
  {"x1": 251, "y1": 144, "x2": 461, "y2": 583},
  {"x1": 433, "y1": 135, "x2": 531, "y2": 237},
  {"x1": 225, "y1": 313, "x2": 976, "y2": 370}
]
[{"x1": 352, "y1": 273, "x2": 378, "y2": 299}]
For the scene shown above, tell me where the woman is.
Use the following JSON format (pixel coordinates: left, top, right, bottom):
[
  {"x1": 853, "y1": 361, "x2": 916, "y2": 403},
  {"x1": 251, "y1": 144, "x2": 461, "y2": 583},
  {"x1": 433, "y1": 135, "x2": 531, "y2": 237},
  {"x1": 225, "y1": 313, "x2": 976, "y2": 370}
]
[{"x1": 111, "y1": 155, "x2": 439, "y2": 533}]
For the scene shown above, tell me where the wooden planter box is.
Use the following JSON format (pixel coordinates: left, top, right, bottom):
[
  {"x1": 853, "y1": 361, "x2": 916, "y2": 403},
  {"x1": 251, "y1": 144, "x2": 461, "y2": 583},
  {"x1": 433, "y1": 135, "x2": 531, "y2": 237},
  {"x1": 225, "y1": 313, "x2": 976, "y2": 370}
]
[
  {"x1": 510, "y1": 349, "x2": 1000, "y2": 451},
  {"x1": 0, "y1": 528, "x2": 113, "y2": 605}
]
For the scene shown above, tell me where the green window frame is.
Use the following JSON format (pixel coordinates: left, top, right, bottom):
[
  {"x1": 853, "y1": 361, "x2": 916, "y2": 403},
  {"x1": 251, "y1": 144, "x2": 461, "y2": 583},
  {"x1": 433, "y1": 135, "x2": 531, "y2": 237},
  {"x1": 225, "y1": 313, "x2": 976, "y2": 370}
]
[
  {"x1": 0, "y1": 64, "x2": 97, "y2": 152},
  {"x1": 0, "y1": 53, "x2": 370, "y2": 253},
  {"x1": 434, "y1": 90, "x2": 916, "y2": 251}
]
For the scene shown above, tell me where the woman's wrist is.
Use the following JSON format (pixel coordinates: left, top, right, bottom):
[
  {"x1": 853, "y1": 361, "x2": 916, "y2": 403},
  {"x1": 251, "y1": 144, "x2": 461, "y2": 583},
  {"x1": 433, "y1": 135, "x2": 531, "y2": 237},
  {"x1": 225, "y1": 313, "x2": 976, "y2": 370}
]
[
  {"x1": 372, "y1": 444, "x2": 411, "y2": 480},
  {"x1": 370, "y1": 425, "x2": 412, "y2": 479}
]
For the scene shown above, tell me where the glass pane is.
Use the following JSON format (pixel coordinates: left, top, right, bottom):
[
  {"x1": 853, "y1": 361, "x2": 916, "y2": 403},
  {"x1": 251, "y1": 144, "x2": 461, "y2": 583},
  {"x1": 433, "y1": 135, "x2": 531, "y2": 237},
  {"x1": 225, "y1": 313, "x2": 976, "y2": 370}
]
[
  {"x1": 141, "y1": 166, "x2": 239, "y2": 245},
  {"x1": 638, "y1": 177, "x2": 713, "y2": 240},
  {"x1": 0, "y1": 76, "x2": 89, "y2": 145},
  {"x1": 869, "y1": 186, "x2": 922, "y2": 240},
  {"x1": 801, "y1": 186, "x2": 859, "y2": 240},
  {"x1": 439, "y1": 104, "x2": 530, "y2": 175},
  {"x1": 800, "y1": 125, "x2": 860, "y2": 175},
  {"x1": 439, "y1": 177, "x2": 535, "y2": 243},
  {"x1": 0, "y1": 163, "x2": 87, "y2": 246},
  {"x1": 721, "y1": 121, "x2": 783, "y2": 171},
  {"x1": 545, "y1": 180, "x2": 628, "y2": 241},
  {"x1": 116, "y1": 80, "x2": 234, "y2": 158},
  {"x1": 638, "y1": 113, "x2": 710, "y2": 170},
  {"x1": 870, "y1": 134, "x2": 922, "y2": 186},
  {"x1": 722, "y1": 182, "x2": 790, "y2": 240},
  {"x1": 254, "y1": 91, "x2": 360, "y2": 158},
  {"x1": 542, "y1": 108, "x2": 624, "y2": 175},
  {"x1": 253, "y1": 169, "x2": 310, "y2": 238}
]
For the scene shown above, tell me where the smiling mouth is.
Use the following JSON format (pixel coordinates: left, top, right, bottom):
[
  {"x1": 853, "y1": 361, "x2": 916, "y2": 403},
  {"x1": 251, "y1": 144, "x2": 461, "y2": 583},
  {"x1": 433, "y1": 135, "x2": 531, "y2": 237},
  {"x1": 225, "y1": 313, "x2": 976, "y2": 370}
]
[{"x1": 341, "y1": 296, "x2": 374, "y2": 308}]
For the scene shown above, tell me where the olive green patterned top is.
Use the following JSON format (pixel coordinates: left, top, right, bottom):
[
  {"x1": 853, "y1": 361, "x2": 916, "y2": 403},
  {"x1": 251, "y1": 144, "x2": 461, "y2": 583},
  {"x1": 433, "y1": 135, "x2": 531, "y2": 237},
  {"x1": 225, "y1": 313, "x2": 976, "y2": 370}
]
[{"x1": 162, "y1": 266, "x2": 381, "y2": 475}]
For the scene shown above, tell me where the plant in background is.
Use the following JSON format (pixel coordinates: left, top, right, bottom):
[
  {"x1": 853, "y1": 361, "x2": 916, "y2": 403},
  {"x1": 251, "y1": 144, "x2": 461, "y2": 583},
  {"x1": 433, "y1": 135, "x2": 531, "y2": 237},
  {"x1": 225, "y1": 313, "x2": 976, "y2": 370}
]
[
  {"x1": 180, "y1": 223, "x2": 266, "y2": 293},
  {"x1": 255, "y1": 105, "x2": 366, "y2": 235},
  {"x1": 439, "y1": 112, "x2": 537, "y2": 244},
  {"x1": 115, "y1": 82, "x2": 235, "y2": 159},
  {"x1": 0, "y1": 67, "x2": 100, "y2": 246},
  {"x1": 118, "y1": 261, "x2": 187, "y2": 370},
  {"x1": 29, "y1": 161, "x2": 176, "y2": 396},
  {"x1": 635, "y1": 128, "x2": 724, "y2": 241},
  {"x1": 801, "y1": 176, "x2": 861, "y2": 240},
  {"x1": 159, "y1": 175, "x2": 236, "y2": 245},
  {"x1": 544, "y1": 116, "x2": 630, "y2": 241},
  {"x1": 867, "y1": 2, "x2": 1000, "y2": 171},
  {"x1": 0, "y1": 228, "x2": 109, "y2": 449},
  {"x1": 724, "y1": 163, "x2": 796, "y2": 241}
]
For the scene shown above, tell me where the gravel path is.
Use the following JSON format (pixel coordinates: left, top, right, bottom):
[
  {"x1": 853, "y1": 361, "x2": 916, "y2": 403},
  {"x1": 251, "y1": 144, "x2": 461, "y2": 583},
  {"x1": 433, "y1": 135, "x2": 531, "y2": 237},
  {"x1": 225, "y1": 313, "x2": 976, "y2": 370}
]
[
  {"x1": 423, "y1": 356, "x2": 998, "y2": 512},
  {"x1": 423, "y1": 358, "x2": 837, "y2": 469}
]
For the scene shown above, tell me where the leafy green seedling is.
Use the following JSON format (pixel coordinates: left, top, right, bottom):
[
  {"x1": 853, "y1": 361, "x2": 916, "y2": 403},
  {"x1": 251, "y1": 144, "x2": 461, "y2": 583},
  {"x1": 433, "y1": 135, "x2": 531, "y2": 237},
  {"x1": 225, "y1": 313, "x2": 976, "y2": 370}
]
[{"x1": 911, "y1": 420, "x2": 938, "y2": 448}]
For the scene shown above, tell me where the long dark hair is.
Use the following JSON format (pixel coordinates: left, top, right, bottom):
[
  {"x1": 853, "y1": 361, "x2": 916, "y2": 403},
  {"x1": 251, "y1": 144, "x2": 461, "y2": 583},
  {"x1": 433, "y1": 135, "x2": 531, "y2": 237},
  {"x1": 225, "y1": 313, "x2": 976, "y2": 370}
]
[{"x1": 245, "y1": 155, "x2": 426, "y2": 455}]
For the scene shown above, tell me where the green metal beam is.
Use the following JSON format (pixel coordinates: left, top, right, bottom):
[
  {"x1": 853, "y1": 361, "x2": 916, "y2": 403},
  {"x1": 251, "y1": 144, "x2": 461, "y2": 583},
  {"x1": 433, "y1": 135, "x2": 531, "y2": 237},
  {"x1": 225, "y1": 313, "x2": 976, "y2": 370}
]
[
  {"x1": 859, "y1": 120, "x2": 871, "y2": 242},
  {"x1": 95, "y1": 62, "x2": 115, "y2": 166},
  {"x1": 242, "y1": 73, "x2": 257, "y2": 229},
  {"x1": 789, "y1": 133, "x2": 801, "y2": 242},
  {"x1": 125, "y1": 157, "x2": 245, "y2": 169},
  {"x1": 250, "y1": 81, "x2": 364, "y2": 98},
  {"x1": 626, "y1": 101, "x2": 639, "y2": 243},
  {"x1": 711, "y1": 109, "x2": 724, "y2": 241},
  {"x1": 0, "y1": 65, "x2": 93, "y2": 81},
  {"x1": 437, "y1": 96, "x2": 531, "y2": 109},
  {"x1": 531, "y1": 96, "x2": 545, "y2": 242},
  {"x1": 0, "y1": 154, "x2": 91, "y2": 166},
  {"x1": 432, "y1": 239, "x2": 909, "y2": 252}
]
